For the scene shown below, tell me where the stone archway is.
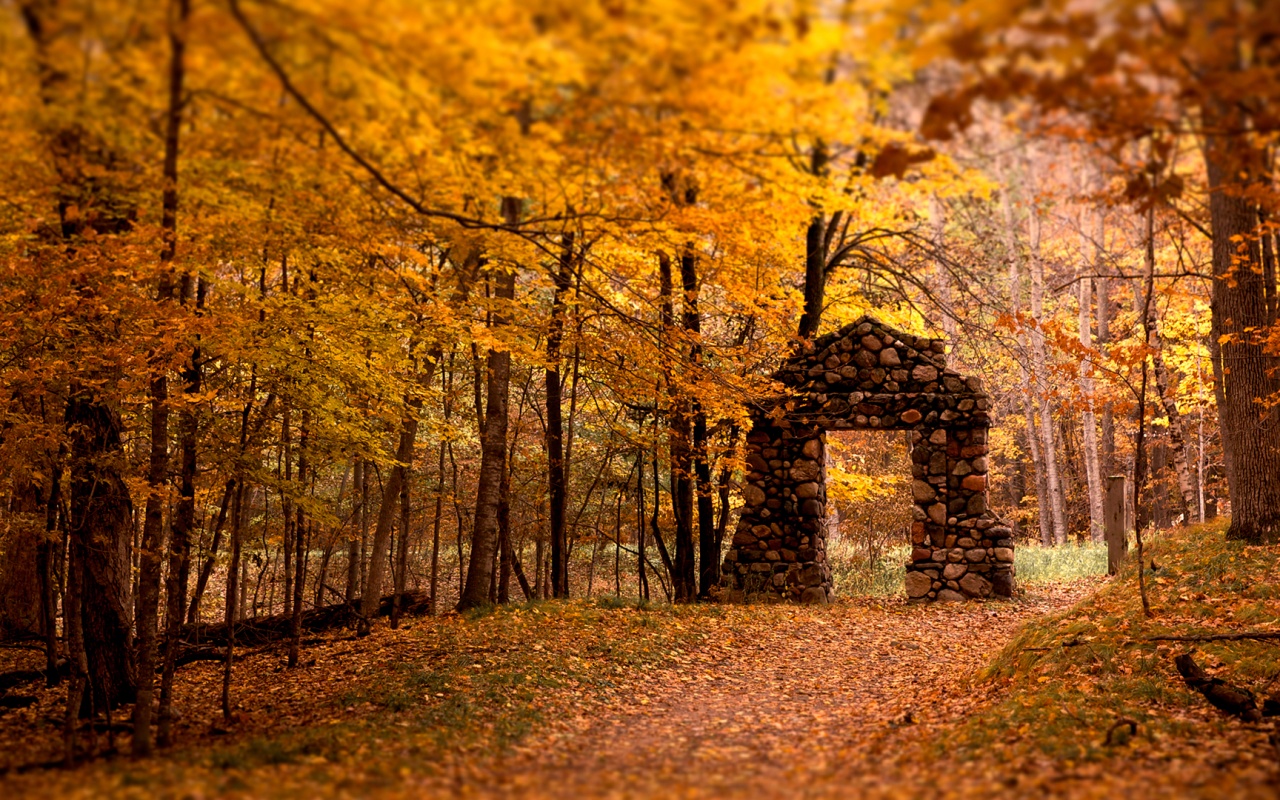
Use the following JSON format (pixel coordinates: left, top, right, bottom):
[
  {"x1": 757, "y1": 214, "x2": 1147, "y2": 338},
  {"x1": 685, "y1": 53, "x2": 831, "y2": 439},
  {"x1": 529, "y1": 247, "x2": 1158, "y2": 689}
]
[{"x1": 721, "y1": 316, "x2": 1015, "y2": 603}]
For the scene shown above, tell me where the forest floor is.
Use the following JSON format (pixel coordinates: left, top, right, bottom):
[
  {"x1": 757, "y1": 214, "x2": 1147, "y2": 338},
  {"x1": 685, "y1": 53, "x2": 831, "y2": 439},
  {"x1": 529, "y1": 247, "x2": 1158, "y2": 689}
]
[{"x1": 1, "y1": 522, "x2": 1277, "y2": 799}]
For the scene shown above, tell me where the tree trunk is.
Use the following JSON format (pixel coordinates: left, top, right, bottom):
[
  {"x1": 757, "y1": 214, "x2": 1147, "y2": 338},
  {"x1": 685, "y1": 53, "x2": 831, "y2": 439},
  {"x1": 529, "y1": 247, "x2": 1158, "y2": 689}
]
[
  {"x1": 39, "y1": 467, "x2": 62, "y2": 685},
  {"x1": 636, "y1": 447, "x2": 649, "y2": 602},
  {"x1": 1151, "y1": 323, "x2": 1196, "y2": 524},
  {"x1": 797, "y1": 143, "x2": 829, "y2": 340},
  {"x1": 392, "y1": 465, "x2": 411, "y2": 626},
  {"x1": 679, "y1": 249, "x2": 716, "y2": 599},
  {"x1": 66, "y1": 388, "x2": 137, "y2": 712},
  {"x1": 347, "y1": 459, "x2": 363, "y2": 603},
  {"x1": 545, "y1": 233, "x2": 573, "y2": 599},
  {"x1": 1003, "y1": 186, "x2": 1054, "y2": 546},
  {"x1": 658, "y1": 250, "x2": 695, "y2": 602},
  {"x1": 133, "y1": 362, "x2": 169, "y2": 755},
  {"x1": 1, "y1": 475, "x2": 44, "y2": 640},
  {"x1": 288, "y1": 411, "x2": 309, "y2": 666},
  {"x1": 221, "y1": 481, "x2": 245, "y2": 720},
  {"x1": 159, "y1": 277, "x2": 202, "y2": 746},
  {"x1": 1203, "y1": 127, "x2": 1280, "y2": 543},
  {"x1": 187, "y1": 478, "x2": 234, "y2": 624},
  {"x1": 1077, "y1": 261, "x2": 1105, "y2": 542},
  {"x1": 360, "y1": 404, "x2": 421, "y2": 629},
  {"x1": 135, "y1": 0, "x2": 189, "y2": 754},
  {"x1": 458, "y1": 251, "x2": 516, "y2": 611},
  {"x1": 1026, "y1": 181, "x2": 1069, "y2": 544}
]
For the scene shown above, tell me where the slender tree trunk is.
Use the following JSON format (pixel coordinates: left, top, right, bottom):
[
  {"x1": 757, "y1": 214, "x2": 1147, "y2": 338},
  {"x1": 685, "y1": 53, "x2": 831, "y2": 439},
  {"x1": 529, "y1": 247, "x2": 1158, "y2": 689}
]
[
  {"x1": 650, "y1": 447, "x2": 676, "y2": 597},
  {"x1": 1077, "y1": 262, "x2": 1104, "y2": 542},
  {"x1": 134, "y1": 0, "x2": 190, "y2": 753},
  {"x1": 159, "y1": 276, "x2": 201, "y2": 746},
  {"x1": 658, "y1": 251, "x2": 695, "y2": 602},
  {"x1": 797, "y1": 143, "x2": 829, "y2": 340},
  {"x1": 282, "y1": 407, "x2": 294, "y2": 619},
  {"x1": 221, "y1": 481, "x2": 245, "y2": 720},
  {"x1": 187, "y1": 478, "x2": 233, "y2": 624},
  {"x1": 1026, "y1": 182, "x2": 1069, "y2": 544},
  {"x1": 392, "y1": 466, "x2": 411, "y2": 626},
  {"x1": 1150, "y1": 322, "x2": 1196, "y2": 524},
  {"x1": 496, "y1": 461, "x2": 511, "y2": 605},
  {"x1": 347, "y1": 459, "x2": 363, "y2": 603},
  {"x1": 133, "y1": 357, "x2": 169, "y2": 756},
  {"x1": 1003, "y1": 187, "x2": 1054, "y2": 545},
  {"x1": 39, "y1": 467, "x2": 62, "y2": 685},
  {"x1": 288, "y1": 411, "x2": 309, "y2": 665},
  {"x1": 62, "y1": 525, "x2": 88, "y2": 765},
  {"x1": 636, "y1": 447, "x2": 649, "y2": 602},
  {"x1": 679, "y1": 249, "x2": 716, "y2": 598},
  {"x1": 359, "y1": 399, "x2": 423, "y2": 629},
  {"x1": 545, "y1": 233, "x2": 573, "y2": 598}
]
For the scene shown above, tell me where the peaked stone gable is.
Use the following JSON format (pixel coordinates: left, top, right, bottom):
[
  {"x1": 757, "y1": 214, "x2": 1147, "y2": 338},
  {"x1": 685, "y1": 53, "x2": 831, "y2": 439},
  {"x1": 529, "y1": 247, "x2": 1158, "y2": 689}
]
[{"x1": 721, "y1": 316, "x2": 1015, "y2": 603}]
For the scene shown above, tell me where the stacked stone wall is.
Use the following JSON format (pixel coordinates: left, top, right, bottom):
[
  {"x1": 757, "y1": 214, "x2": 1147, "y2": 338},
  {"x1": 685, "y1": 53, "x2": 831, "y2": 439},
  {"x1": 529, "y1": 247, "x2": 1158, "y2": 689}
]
[{"x1": 721, "y1": 317, "x2": 1015, "y2": 603}]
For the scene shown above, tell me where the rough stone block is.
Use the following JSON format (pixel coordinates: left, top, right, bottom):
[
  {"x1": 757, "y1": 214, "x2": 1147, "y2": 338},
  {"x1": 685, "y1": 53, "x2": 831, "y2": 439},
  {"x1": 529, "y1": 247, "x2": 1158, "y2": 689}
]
[
  {"x1": 904, "y1": 571, "x2": 932, "y2": 598},
  {"x1": 959, "y1": 573, "x2": 992, "y2": 598},
  {"x1": 800, "y1": 587, "x2": 828, "y2": 605}
]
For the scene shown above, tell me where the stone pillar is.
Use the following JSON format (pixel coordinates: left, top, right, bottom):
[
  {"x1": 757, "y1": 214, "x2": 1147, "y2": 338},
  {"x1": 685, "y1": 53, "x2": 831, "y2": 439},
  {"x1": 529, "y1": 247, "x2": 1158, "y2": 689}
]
[
  {"x1": 721, "y1": 416, "x2": 832, "y2": 604},
  {"x1": 904, "y1": 423, "x2": 1014, "y2": 600}
]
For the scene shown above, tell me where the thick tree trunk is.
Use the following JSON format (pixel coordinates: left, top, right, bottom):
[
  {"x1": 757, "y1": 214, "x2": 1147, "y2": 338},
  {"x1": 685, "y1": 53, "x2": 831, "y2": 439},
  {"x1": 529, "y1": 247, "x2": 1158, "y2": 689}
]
[
  {"x1": 458, "y1": 243, "x2": 516, "y2": 610},
  {"x1": 1, "y1": 475, "x2": 44, "y2": 639},
  {"x1": 1204, "y1": 132, "x2": 1280, "y2": 543},
  {"x1": 66, "y1": 388, "x2": 137, "y2": 711}
]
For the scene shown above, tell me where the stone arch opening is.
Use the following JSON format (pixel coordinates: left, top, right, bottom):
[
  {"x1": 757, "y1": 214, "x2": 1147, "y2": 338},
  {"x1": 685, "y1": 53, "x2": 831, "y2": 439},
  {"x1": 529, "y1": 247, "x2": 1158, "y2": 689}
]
[{"x1": 721, "y1": 316, "x2": 1016, "y2": 603}]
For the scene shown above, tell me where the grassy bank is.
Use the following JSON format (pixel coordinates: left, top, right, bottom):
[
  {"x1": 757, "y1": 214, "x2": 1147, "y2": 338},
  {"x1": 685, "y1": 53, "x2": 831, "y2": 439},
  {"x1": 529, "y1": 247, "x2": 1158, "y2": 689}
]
[{"x1": 946, "y1": 518, "x2": 1280, "y2": 763}]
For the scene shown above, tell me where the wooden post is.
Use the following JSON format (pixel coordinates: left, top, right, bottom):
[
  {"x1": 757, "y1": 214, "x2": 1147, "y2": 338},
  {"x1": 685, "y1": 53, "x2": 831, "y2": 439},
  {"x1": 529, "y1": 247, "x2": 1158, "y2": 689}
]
[{"x1": 1105, "y1": 475, "x2": 1127, "y2": 575}]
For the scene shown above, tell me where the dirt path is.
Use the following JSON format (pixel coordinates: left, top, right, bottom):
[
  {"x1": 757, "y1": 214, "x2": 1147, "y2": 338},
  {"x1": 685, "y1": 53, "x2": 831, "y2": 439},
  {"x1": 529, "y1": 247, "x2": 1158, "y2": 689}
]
[{"x1": 455, "y1": 583, "x2": 1096, "y2": 799}]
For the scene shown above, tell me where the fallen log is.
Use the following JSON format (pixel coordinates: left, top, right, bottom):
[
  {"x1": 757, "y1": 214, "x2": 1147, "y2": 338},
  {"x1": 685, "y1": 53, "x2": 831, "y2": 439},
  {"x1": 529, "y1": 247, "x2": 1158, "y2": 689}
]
[
  {"x1": 1173, "y1": 652, "x2": 1277, "y2": 722},
  {"x1": 179, "y1": 591, "x2": 431, "y2": 647}
]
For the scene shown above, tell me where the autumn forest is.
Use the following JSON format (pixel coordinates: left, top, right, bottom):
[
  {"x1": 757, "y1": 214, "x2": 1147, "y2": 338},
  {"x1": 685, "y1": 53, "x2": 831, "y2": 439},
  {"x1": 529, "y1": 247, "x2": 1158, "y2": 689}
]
[{"x1": 1, "y1": 0, "x2": 1279, "y2": 797}]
